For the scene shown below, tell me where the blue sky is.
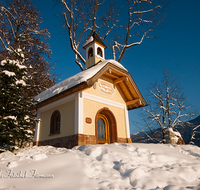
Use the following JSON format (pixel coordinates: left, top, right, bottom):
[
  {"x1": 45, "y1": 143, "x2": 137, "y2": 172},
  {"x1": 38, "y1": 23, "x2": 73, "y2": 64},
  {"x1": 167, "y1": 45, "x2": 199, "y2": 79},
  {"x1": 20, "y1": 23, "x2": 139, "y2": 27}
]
[{"x1": 30, "y1": 0, "x2": 200, "y2": 133}]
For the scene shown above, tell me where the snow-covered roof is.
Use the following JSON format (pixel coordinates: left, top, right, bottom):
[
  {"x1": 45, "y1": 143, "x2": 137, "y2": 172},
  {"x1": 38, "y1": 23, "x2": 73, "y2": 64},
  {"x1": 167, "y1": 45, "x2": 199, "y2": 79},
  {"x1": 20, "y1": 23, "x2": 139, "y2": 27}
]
[
  {"x1": 34, "y1": 59, "x2": 127, "y2": 103},
  {"x1": 83, "y1": 36, "x2": 94, "y2": 48},
  {"x1": 83, "y1": 32, "x2": 107, "y2": 49}
]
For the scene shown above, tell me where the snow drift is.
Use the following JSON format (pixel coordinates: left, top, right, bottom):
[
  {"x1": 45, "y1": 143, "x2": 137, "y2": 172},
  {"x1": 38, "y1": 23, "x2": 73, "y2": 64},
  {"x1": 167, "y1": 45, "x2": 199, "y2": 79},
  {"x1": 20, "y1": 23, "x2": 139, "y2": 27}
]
[{"x1": 1, "y1": 143, "x2": 200, "y2": 190}]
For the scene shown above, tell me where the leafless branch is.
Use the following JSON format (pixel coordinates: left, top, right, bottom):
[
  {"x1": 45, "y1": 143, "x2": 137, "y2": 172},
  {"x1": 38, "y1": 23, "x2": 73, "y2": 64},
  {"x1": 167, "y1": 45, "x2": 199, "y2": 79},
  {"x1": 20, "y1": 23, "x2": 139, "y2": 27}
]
[
  {"x1": 59, "y1": 0, "x2": 167, "y2": 69},
  {"x1": 142, "y1": 68, "x2": 195, "y2": 142},
  {"x1": 0, "y1": 0, "x2": 56, "y2": 97}
]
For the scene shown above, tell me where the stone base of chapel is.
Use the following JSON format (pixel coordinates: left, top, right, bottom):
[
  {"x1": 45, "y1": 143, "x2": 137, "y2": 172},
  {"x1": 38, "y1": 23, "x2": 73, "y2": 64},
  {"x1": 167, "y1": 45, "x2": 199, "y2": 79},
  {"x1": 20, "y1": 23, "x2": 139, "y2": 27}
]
[{"x1": 34, "y1": 134, "x2": 132, "y2": 149}]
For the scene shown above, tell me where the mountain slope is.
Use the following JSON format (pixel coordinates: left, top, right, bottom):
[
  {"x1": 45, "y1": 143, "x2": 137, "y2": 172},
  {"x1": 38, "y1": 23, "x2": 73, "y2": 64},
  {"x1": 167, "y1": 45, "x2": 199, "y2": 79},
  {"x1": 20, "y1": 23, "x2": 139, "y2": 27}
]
[{"x1": 131, "y1": 115, "x2": 200, "y2": 146}]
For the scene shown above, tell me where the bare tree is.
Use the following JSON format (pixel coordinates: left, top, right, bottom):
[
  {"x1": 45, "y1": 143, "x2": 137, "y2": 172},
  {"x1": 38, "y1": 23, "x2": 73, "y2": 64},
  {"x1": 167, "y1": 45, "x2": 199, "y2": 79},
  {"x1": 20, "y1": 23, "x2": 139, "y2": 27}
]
[
  {"x1": 141, "y1": 69, "x2": 195, "y2": 143},
  {"x1": 190, "y1": 125, "x2": 200, "y2": 145},
  {"x1": 59, "y1": 0, "x2": 168, "y2": 70},
  {"x1": 0, "y1": 0, "x2": 56, "y2": 96}
]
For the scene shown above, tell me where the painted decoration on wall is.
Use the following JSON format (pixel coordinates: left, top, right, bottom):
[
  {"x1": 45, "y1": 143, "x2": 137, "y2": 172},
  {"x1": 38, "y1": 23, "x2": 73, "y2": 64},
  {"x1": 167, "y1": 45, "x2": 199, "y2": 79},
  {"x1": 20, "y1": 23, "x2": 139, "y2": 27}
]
[{"x1": 98, "y1": 80, "x2": 114, "y2": 96}]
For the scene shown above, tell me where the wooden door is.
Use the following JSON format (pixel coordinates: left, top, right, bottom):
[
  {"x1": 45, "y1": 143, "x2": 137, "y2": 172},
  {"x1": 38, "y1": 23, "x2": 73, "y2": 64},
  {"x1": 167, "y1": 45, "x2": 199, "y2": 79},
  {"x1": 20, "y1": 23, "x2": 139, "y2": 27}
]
[{"x1": 96, "y1": 114, "x2": 110, "y2": 144}]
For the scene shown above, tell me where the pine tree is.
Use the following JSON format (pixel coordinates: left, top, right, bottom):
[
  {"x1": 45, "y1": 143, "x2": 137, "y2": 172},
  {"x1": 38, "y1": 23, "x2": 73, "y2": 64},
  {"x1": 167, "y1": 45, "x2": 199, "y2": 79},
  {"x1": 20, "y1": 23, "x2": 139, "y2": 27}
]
[{"x1": 0, "y1": 49, "x2": 36, "y2": 149}]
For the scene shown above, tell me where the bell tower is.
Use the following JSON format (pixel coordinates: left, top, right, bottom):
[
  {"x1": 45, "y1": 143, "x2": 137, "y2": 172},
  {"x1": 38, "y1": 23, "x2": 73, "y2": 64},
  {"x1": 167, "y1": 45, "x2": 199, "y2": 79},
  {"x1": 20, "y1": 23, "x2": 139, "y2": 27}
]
[{"x1": 83, "y1": 32, "x2": 107, "y2": 69}]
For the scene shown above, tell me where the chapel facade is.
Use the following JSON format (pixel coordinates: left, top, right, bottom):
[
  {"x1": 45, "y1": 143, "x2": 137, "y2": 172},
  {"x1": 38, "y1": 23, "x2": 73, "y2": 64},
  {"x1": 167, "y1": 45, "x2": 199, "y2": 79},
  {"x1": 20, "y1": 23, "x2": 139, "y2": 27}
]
[{"x1": 34, "y1": 32, "x2": 147, "y2": 148}]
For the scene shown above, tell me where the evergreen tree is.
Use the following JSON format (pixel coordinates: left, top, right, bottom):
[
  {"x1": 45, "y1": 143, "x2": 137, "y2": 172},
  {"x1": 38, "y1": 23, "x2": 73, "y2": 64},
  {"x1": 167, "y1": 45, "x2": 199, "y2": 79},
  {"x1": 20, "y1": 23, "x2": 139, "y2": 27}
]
[{"x1": 0, "y1": 49, "x2": 36, "y2": 149}]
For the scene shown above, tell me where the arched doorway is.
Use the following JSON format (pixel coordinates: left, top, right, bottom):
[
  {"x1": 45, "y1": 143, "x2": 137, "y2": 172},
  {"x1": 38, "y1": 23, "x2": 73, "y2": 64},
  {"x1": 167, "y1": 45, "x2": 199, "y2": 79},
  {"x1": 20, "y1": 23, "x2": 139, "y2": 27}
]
[
  {"x1": 95, "y1": 107, "x2": 117, "y2": 144},
  {"x1": 88, "y1": 47, "x2": 93, "y2": 58},
  {"x1": 97, "y1": 47, "x2": 103, "y2": 57}
]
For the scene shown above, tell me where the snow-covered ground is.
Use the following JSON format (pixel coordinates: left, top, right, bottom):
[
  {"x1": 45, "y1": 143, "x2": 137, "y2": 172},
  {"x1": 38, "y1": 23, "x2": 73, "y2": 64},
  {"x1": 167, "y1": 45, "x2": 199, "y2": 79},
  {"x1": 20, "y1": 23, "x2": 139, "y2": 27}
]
[{"x1": 1, "y1": 143, "x2": 200, "y2": 190}]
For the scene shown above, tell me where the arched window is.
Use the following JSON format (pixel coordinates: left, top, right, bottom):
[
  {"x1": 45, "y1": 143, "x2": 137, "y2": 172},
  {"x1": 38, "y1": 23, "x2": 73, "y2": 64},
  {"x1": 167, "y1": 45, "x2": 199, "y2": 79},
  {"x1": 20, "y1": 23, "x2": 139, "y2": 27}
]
[
  {"x1": 97, "y1": 47, "x2": 103, "y2": 57},
  {"x1": 50, "y1": 110, "x2": 61, "y2": 134},
  {"x1": 88, "y1": 47, "x2": 93, "y2": 58}
]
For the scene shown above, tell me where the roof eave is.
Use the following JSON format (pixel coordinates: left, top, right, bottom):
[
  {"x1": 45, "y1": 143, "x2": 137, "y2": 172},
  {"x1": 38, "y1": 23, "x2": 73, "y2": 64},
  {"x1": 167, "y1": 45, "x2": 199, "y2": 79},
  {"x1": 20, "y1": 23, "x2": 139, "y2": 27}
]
[
  {"x1": 34, "y1": 81, "x2": 88, "y2": 109},
  {"x1": 127, "y1": 102, "x2": 147, "y2": 111},
  {"x1": 83, "y1": 40, "x2": 107, "y2": 49}
]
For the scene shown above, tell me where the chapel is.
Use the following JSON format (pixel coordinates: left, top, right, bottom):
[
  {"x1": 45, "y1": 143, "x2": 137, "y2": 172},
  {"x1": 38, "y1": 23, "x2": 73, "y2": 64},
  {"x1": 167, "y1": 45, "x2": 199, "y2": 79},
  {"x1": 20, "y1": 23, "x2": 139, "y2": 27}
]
[{"x1": 34, "y1": 32, "x2": 147, "y2": 148}]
